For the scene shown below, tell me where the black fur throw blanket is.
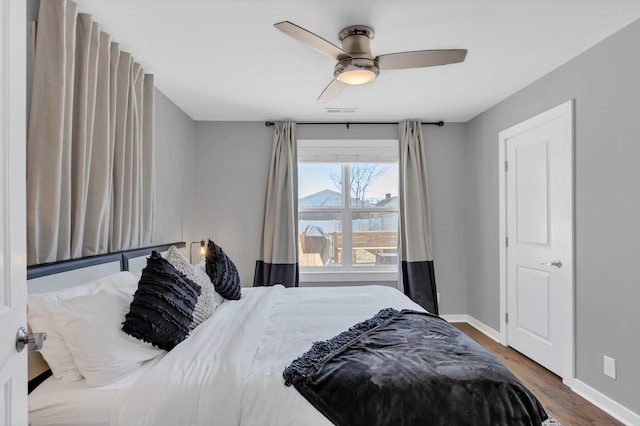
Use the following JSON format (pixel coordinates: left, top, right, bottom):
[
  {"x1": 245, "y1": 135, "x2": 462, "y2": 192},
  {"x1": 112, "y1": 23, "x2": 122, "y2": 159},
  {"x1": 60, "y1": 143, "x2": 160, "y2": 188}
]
[{"x1": 283, "y1": 308, "x2": 548, "y2": 426}]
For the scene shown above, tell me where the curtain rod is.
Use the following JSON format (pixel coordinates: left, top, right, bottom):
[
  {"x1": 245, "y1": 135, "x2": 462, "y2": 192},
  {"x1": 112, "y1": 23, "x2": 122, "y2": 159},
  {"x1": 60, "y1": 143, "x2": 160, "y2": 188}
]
[{"x1": 265, "y1": 120, "x2": 444, "y2": 129}]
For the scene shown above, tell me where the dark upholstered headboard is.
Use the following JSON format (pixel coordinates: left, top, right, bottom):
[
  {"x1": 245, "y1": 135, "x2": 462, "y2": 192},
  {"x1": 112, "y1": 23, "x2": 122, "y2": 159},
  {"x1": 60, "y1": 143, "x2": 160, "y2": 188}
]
[{"x1": 27, "y1": 242, "x2": 185, "y2": 293}]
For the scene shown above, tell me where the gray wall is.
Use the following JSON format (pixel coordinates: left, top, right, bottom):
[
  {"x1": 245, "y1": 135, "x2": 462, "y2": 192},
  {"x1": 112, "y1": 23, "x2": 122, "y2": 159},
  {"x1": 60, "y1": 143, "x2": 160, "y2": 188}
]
[
  {"x1": 153, "y1": 89, "x2": 197, "y2": 245},
  {"x1": 424, "y1": 124, "x2": 468, "y2": 316},
  {"x1": 192, "y1": 122, "x2": 469, "y2": 315},
  {"x1": 465, "y1": 19, "x2": 640, "y2": 413},
  {"x1": 191, "y1": 122, "x2": 273, "y2": 285}
]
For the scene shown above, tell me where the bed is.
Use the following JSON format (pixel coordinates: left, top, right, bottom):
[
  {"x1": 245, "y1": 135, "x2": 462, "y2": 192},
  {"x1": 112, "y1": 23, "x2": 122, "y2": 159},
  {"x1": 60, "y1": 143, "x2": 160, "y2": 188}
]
[{"x1": 27, "y1": 242, "x2": 552, "y2": 426}]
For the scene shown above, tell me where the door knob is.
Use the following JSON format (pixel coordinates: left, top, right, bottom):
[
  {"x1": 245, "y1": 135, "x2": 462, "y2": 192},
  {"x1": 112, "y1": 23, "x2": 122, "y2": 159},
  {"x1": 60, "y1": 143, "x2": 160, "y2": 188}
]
[
  {"x1": 15, "y1": 327, "x2": 47, "y2": 353},
  {"x1": 541, "y1": 259, "x2": 562, "y2": 268}
]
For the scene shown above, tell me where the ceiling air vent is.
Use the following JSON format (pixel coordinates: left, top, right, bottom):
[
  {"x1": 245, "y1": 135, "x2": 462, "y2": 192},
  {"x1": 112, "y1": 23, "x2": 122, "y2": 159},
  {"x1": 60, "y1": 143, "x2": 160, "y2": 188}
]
[{"x1": 325, "y1": 108, "x2": 358, "y2": 114}]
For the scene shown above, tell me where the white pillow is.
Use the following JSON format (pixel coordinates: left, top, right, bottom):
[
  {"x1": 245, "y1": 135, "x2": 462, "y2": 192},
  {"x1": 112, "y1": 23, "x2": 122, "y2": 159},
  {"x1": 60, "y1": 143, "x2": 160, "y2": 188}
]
[
  {"x1": 95, "y1": 271, "x2": 140, "y2": 295},
  {"x1": 27, "y1": 271, "x2": 140, "y2": 381},
  {"x1": 46, "y1": 292, "x2": 164, "y2": 386},
  {"x1": 166, "y1": 246, "x2": 219, "y2": 329}
]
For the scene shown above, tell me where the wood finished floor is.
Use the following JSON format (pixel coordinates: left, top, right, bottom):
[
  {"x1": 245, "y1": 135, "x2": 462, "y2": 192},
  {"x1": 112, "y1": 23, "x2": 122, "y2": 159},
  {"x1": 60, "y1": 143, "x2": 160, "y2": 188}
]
[{"x1": 451, "y1": 323, "x2": 623, "y2": 426}]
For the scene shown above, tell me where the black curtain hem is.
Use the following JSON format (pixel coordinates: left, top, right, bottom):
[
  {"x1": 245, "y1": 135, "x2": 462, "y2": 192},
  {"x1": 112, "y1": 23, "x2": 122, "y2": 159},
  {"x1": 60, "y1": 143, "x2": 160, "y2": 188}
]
[
  {"x1": 253, "y1": 260, "x2": 299, "y2": 288},
  {"x1": 402, "y1": 260, "x2": 438, "y2": 315}
]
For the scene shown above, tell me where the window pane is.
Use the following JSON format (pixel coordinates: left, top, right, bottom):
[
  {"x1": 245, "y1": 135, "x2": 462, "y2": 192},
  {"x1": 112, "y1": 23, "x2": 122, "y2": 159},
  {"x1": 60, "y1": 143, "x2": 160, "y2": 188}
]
[
  {"x1": 349, "y1": 163, "x2": 398, "y2": 207},
  {"x1": 351, "y1": 212, "x2": 398, "y2": 266},
  {"x1": 298, "y1": 211, "x2": 342, "y2": 266},
  {"x1": 298, "y1": 163, "x2": 342, "y2": 207}
]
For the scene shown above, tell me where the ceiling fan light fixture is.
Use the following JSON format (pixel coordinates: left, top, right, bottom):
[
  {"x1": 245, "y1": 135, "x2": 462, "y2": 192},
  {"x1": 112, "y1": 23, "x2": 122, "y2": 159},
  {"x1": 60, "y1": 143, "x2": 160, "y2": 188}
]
[
  {"x1": 334, "y1": 57, "x2": 379, "y2": 85},
  {"x1": 338, "y1": 69, "x2": 376, "y2": 85}
]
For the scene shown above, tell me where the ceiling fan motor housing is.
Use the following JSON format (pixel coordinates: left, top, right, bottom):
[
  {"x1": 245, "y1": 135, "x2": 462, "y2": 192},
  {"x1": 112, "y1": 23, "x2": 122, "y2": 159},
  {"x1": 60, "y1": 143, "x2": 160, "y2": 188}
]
[{"x1": 335, "y1": 25, "x2": 379, "y2": 84}]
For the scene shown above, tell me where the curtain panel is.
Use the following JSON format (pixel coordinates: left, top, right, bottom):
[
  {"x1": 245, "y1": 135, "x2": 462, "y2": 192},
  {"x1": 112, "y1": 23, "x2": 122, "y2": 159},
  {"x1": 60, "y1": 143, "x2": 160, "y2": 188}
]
[
  {"x1": 398, "y1": 120, "x2": 438, "y2": 314},
  {"x1": 253, "y1": 122, "x2": 299, "y2": 288},
  {"x1": 27, "y1": 0, "x2": 154, "y2": 265}
]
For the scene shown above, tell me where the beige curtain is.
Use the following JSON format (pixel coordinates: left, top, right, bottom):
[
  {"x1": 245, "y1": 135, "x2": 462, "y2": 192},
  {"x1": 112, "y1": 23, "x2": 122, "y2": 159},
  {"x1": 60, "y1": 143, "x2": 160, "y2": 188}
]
[
  {"x1": 27, "y1": 0, "x2": 154, "y2": 265},
  {"x1": 253, "y1": 122, "x2": 299, "y2": 287},
  {"x1": 398, "y1": 120, "x2": 438, "y2": 314}
]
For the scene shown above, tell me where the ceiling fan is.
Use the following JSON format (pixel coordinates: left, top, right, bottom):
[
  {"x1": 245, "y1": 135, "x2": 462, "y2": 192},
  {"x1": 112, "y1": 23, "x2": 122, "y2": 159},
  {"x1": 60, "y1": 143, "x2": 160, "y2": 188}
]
[{"x1": 274, "y1": 21, "x2": 467, "y2": 102}]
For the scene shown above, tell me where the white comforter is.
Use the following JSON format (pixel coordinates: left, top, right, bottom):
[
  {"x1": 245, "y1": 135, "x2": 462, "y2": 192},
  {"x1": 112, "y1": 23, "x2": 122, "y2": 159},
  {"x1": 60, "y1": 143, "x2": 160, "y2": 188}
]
[{"x1": 111, "y1": 285, "x2": 423, "y2": 426}]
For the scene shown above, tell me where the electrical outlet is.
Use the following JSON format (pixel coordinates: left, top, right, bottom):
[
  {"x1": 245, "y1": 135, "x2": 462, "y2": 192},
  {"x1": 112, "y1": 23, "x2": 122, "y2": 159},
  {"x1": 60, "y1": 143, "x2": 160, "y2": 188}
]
[{"x1": 604, "y1": 355, "x2": 616, "y2": 379}]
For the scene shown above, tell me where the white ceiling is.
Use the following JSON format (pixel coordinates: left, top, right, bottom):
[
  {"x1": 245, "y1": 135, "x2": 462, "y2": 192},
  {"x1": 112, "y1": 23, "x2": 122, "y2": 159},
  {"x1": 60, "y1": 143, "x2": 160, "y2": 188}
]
[{"x1": 72, "y1": 0, "x2": 640, "y2": 122}]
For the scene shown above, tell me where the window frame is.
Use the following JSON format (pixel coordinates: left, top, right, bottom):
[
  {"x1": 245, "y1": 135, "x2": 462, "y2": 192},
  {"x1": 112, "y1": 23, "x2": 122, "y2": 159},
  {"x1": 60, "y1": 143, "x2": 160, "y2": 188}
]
[{"x1": 297, "y1": 139, "x2": 399, "y2": 283}]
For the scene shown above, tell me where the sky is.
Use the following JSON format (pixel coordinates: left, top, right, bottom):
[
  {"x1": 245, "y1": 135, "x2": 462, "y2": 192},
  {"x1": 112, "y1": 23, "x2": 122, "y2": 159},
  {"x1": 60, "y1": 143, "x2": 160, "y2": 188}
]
[{"x1": 298, "y1": 163, "x2": 398, "y2": 202}]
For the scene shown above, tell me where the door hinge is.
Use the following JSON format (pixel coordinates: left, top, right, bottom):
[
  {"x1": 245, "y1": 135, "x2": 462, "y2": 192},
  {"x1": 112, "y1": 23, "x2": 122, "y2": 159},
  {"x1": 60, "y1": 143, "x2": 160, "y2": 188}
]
[
  {"x1": 505, "y1": 312, "x2": 509, "y2": 324},
  {"x1": 505, "y1": 236, "x2": 509, "y2": 247},
  {"x1": 505, "y1": 161, "x2": 508, "y2": 172}
]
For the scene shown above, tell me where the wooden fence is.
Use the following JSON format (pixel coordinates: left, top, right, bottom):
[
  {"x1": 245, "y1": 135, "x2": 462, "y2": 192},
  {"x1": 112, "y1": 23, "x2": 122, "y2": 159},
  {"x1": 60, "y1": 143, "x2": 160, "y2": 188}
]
[{"x1": 299, "y1": 231, "x2": 398, "y2": 265}]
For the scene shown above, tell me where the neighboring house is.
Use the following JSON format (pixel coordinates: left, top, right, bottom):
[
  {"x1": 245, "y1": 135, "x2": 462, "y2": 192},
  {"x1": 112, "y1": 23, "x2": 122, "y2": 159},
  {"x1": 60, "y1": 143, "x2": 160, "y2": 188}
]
[
  {"x1": 298, "y1": 189, "x2": 378, "y2": 208},
  {"x1": 298, "y1": 189, "x2": 343, "y2": 208},
  {"x1": 375, "y1": 194, "x2": 398, "y2": 209}
]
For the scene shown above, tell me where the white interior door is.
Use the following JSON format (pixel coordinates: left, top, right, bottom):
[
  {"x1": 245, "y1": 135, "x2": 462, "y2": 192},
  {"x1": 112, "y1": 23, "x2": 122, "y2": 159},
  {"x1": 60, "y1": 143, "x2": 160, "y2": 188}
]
[
  {"x1": 0, "y1": 0, "x2": 28, "y2": 424},
  {"x1": 499, "y1": 101, "x2": 573, "y2": 382}
]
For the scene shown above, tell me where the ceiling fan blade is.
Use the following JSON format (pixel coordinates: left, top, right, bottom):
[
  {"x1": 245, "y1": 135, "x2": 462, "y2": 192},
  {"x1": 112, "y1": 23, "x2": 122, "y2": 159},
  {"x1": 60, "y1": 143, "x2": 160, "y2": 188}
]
[
  {"x1": 274, "y1": 21, "x2": 350, "y2": 60},
  {"x1": 317, "y1": 79, "x2": 346, "y2": 102},
  {"x1": 377, "y1": 49, "x2": 467, "y2": 70}
]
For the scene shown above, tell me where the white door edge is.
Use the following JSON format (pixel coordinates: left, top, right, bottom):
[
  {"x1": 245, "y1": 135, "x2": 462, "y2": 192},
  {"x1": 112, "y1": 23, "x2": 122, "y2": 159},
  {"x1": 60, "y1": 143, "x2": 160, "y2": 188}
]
[
  {"x1": 498, "y1": 100, "x2": 575, "y2": 386},
  {"x1": 1, "y1": 0, "x2": 28, "y2": 423}
]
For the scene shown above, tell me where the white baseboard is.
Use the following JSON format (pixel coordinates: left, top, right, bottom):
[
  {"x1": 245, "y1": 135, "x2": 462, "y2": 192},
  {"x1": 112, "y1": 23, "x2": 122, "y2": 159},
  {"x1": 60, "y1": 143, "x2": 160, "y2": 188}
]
[
  {"x1": 440, "y1": 314, "x2": 468, "y2": 323},
  {"x1": 446, "y1": 315, "x2": 640, "y2": 425},
  {"x1": 572, "y1": 379, "x2": 640, "y2": 426},
  {"x1": 466, "y1": 315, "x2": 501, "y2": 342},
  {"x1": 442, "y1": 314, "x2": 501, "y2": 342}
]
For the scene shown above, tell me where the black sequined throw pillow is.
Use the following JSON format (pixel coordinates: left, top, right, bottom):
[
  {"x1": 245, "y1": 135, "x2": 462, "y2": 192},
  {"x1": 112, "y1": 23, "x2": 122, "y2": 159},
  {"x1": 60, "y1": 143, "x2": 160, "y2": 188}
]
[
  {"x1": 205, "y1": 240, "x2": 241, "y2": 300},
  {"x1": 122, "y1": 251, "x2": 201, "y2": 350}
]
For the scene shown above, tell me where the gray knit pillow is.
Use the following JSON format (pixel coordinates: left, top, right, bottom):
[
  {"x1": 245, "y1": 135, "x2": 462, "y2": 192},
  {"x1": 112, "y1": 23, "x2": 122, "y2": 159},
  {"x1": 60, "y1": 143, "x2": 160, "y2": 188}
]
[
  {"x1": 195, "y1": 260, "x2": 225, "y2": 306},
  {"x1": 165, "y1": 246, "x2": 217, "y2": 330}
]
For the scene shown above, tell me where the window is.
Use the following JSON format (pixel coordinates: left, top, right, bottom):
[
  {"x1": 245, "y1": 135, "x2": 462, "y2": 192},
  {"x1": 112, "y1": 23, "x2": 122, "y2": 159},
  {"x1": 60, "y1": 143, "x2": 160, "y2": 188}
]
[{"x1": 297, "y1": 139, "x2": 399, "y2": 280}]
